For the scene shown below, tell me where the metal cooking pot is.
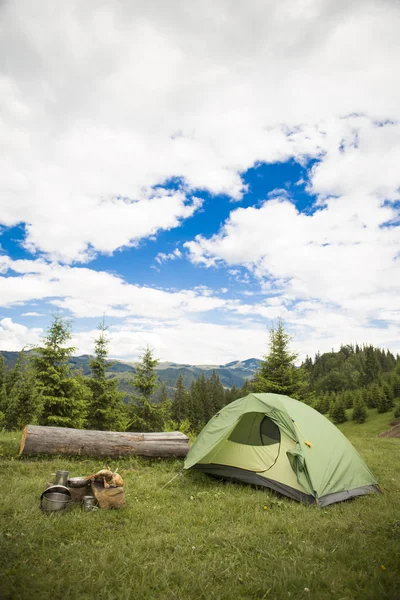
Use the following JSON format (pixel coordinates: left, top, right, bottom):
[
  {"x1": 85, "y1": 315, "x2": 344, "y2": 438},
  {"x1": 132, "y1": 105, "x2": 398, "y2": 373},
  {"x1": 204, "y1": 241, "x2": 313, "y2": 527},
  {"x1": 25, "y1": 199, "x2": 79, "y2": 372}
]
[
  {"x1": 67, "y1": 476, "x2": 88, "y2": 488},
  {"x1": 54, "y1": 470, "x2": 69, "y2": 486},
  {"x1": 83, "y1": 495, "x2": 98, "y2": 512},
  {"x1": 40, "y1": 485, "x2": 71, "y2": 513}
]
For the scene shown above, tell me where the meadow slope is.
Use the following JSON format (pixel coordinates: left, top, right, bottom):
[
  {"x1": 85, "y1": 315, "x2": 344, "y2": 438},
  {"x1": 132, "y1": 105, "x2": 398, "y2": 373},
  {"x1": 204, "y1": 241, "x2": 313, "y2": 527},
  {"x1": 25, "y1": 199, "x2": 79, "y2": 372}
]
[{"x1": 0, "y1": 408, "x2": 399, "y2": 600}]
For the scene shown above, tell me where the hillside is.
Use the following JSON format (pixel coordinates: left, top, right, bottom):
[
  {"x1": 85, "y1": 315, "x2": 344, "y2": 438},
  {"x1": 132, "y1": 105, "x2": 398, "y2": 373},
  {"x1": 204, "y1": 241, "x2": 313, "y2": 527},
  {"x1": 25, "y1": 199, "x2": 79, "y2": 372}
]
[
  {"x1": 0, "y1": 405, "x2": 399, "y2": 599},
  {"x1": 0, "y1": 351, "x2": 261, "y2": 394}
]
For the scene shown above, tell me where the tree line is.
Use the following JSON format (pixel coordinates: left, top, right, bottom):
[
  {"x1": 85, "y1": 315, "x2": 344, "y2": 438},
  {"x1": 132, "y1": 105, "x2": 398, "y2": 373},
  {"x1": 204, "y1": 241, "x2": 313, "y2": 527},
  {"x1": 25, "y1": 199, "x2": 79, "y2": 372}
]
[{"x1": 0, "y1": 317, "x2": 399, "y2": 433}]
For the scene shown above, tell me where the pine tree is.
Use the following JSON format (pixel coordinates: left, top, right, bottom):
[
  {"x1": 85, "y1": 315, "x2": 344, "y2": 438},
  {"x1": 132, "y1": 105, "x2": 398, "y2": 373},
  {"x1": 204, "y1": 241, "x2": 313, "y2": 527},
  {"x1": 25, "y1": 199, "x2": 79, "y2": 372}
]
[
  {"x1": 352, "y1": 394, "x2": 367, "y2": 424},
  {"x1": 171, "y1": 374, "x2": 188, "y2": 423},
  {"x1": 392, "y1": 375, "x2": 400, "y2": 400},
  {"x1": 5, "y1": 365, "x2": 42, "y2": 430},
  {"x1": 343, "y1": 390, "x2": 355, "y2": 409},
  {"x1": 314, "y1": 394, "x2": 330, "y2": 414},
  {"x1": 86, "y1": 320, "x2": 125, "y2": 431},
  {"x1": 130, "y1": 346, "x2": 159, "y2": 400},
  {"x1": 363, "y1": 346, "x2": 382, "y2": 386},
  {"x1": 157, "y1": 381, "x2": 169, "y2": 404},
  {"x1": 367, "y1": 383, "x2": 381, "y2": 408},
  {"x1": 239, "y1": 378, "x2": 252, "y2": 397},
  {"x1": 194, "y1": 373, "x2": 209, "y2": 428},
  {"x1": 206, "y1": 371, "x2": 225, "y2": 418},
  {"x1": 187, "y1": 376, "x2": 207, "y2": 432},
  {"x1": 382, "y1": 382, "x2": 394, "y2": 409},
  {"x1": 128, "y1": 346, "x2": 163, "y2": 432},
  {"x1": 224, "y1": 385, "x2": 237, "y2": 405},
  {"x1": 377, "y1": 387, "x2": 391, "y2": 413},
  {"x1": 5, "y1": 349, "x2": 24, "y2": 397},
  {"x1": 253, "y1": 319, "x2": 309, "y2": 399},
  {"x1": 33, "y1": 316, "x2": 88, "y2": 428},
  {"x1": 0, "y1": 353, "x2": 8, "y2": 428},
  {"x1": 330, "y1": 399, "x2": 347, "y2": 424}
]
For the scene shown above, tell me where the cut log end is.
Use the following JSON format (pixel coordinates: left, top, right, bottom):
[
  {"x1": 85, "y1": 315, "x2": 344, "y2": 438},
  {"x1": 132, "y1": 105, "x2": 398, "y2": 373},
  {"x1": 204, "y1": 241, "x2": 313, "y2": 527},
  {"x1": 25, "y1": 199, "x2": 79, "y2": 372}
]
[{"x1": 19, "y1": 424, "x2": 29, "y2": 456}]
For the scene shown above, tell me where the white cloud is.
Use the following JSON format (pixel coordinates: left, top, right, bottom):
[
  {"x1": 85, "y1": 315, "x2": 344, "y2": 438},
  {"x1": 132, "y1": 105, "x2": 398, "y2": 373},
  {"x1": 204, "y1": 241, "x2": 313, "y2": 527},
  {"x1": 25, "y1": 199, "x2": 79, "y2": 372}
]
[
  {"x1": 3, "y1": 309, "x2": 399, "y2": 365},
  {"x1": 1, "y1": 1, "x2": 400, "y2": 262},
  {"x1": 0, "y1": 318, "x2": 42, "y2": 350},
  {"x1": 0, "y1": 256, "x2": 226, "y2": 319},
  {"x1": 155, "y1": 248, "x2": 182, "y2": 264},
  {"x1": 184, "y1": 119, "x2": 400, "y2": 342},
  {"x1": 70, "y1": 318, "x2": 270, "y2": 365},
  {"x1": 1, "y1": 1, "x2": 400, "y2": 361},
  {"x1": 21, "y1": 312, "x2": 45, "y2": 317}
]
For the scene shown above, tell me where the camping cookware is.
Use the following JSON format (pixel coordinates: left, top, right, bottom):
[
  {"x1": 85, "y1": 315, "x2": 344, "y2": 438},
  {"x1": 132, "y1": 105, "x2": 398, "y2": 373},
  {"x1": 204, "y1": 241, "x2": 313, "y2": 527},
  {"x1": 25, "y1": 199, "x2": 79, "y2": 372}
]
[
  {"x1": 67, "y1": 476, "x2": 88, "y2": 488},
  {"x1": 54, "y1": 470, "x2": 69, "y2": 486},
  {"x1": 83, "y1": 496, "x2": 97, "y2": 512},
  {"x1": 40, "y1": 485, "x2": 72, "y2": 513}
]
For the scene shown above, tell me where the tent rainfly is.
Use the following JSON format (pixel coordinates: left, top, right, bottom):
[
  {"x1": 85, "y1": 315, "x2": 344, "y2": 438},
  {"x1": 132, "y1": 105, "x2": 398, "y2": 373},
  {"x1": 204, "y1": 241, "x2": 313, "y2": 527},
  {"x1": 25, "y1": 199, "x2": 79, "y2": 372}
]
[{"x1": 184, "y1": 393, "x2": 380, "y2": 507}]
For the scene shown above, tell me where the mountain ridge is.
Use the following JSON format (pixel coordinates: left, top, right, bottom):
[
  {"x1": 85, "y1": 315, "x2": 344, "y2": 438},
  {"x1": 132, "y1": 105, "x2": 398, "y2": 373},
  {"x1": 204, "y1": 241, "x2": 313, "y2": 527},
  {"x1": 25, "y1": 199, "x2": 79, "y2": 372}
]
[{"x1": 0, "y1": 350, "x2": 261, "y2": 392}]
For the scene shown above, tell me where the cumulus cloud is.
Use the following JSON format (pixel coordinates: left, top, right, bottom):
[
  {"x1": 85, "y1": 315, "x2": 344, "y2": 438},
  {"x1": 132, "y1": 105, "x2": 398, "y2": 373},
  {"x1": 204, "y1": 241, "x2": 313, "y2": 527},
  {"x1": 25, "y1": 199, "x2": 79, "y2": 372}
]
[
  {"x1": 0, "y1": 256, "x2": 226, "y2": 319},
  {"x1": 1, "y1": 1, "x2": 400, "y2": 262},
  {"x1": 155, "y1": 248, "x2": 182, "y2": 265},
  {"x1": 1, "y1": 1, "x2": 400, "y2": 360},
  {"x1": 68, "y1": 318, "x2": 269, "y2": 364},
  {"x1": 0, "y1": 318, "x2": 42, "y2": 350},
  {"x1": 185, "y1": 118, "x2": 400, "y2": 338}
]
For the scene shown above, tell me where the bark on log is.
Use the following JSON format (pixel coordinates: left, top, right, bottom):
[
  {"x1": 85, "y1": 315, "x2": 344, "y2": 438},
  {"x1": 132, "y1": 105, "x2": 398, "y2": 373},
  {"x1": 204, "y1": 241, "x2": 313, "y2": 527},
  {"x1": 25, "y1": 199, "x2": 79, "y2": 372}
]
[{"x1": 19, "y1": 425, "x2": 190, "y2": 458}]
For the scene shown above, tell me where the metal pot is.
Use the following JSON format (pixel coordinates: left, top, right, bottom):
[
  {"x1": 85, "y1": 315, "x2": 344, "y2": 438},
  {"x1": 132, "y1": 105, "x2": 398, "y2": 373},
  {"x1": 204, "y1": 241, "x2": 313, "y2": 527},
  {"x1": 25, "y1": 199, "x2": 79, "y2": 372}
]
[
  {"x1": 54, "y1": 470, "x2": 69, "y2": 486},
  {"x1": 41, "y1": 485, "x2": 71, "y2": 513},
  {"x1": 83, "y1": 495, "x2": 98, "y2": 512},
  {"x1": 67, "y1": 476, "x2": 88, "y2": 488}
]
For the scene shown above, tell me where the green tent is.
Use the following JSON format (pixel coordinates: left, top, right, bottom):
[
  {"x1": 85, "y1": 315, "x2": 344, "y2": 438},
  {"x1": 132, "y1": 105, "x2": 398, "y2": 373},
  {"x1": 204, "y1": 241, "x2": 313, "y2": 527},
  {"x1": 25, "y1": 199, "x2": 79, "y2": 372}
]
[{"x1": 184, "y1": 393, "x2": 380, "y2": 507}]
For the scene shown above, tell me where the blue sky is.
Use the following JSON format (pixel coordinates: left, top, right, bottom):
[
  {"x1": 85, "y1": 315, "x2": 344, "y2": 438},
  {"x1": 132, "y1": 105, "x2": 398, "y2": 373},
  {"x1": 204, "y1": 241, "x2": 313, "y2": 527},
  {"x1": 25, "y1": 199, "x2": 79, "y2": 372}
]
[{"x1": 0, "y1": 1, "x2": 399, "y2": 364}]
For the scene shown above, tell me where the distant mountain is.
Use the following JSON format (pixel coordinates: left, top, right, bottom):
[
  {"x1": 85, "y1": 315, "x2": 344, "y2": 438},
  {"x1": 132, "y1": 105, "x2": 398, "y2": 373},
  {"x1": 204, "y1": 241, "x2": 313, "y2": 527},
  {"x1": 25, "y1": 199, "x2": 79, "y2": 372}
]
[{"x1": 0, "y1": 350, "x2": 261, "y2": 395}]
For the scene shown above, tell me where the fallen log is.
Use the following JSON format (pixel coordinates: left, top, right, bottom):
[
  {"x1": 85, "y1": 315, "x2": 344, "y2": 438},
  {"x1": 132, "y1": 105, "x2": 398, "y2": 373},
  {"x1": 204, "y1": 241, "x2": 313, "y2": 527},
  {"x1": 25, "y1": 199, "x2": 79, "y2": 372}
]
[{"x1": 19, "y1": 425, "x2": 190, "y2": 458}]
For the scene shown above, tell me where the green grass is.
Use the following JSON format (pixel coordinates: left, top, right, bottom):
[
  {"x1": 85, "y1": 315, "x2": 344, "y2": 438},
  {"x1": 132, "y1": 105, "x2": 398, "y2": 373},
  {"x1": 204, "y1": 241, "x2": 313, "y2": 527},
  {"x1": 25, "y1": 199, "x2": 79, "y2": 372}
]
[{"x1": 1, "y1": 409, "x2": 400, "y2": 600}]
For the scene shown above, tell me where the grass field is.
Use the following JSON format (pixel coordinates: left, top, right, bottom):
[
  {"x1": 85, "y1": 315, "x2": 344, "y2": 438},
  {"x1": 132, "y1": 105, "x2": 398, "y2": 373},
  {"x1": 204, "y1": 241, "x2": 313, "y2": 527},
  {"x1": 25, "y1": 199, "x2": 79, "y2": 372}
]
[{"x1": 0, "y1": 408, "x2": 399, "y2": 600}]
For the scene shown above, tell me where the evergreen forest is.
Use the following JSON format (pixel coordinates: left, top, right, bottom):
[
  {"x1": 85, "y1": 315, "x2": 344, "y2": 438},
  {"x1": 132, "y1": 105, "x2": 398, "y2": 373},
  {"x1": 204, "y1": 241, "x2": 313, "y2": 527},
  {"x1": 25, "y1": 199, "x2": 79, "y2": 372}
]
[{"x1": 1, "y1": 316, "x2": 399, "y2": 434}]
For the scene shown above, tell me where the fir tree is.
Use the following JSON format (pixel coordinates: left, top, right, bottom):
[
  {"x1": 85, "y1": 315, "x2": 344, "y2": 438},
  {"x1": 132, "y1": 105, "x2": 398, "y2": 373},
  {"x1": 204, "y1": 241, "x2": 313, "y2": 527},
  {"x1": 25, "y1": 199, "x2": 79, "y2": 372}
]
[
  {"x1": 377, "y1": 388, "x2": 391, "y2": 413},
  {"x1": 367, "y1": 383, "x2": 381, "y2": 408},
  {"x1": 33, "y1": 316, "x2": 88, "y2": 428},
  {"x1": 193, "y1": 373, "x2": 209, "y2": 429},
  {"x1": 392, "y1": 375, "x2": 400, "y2": 400},
  {"x1": 363, "y1": 346, "x2": 382, "y2": 386},
  {"x1": 128, "y1": 346, "x2": 163, "y2": 432},
  {"x1": 0, "y1": 353, "x2": 8, "y2": 428},
  {"x1": 86, "y1": 320, "x2": 125, "y2": 431},
  {"x1": 224, "y1": 384, "x2": 238, "y2": 405},
  {"x1": 330, "y1": 399, "x2": 347, "y2": 424},
  {"x1": 5, "y1": 365, "x2": 42, "y2": 430},
  {"x1": 253, "y1": 319, "x2": 309, "y2": 399},
  {"x1": 352, "y1": 395, "x2": 367, "y2": 424},
  {"x1": 5, "y1": 349, "x2": 24, "y2": 397},
  {"x1": 187, "y1": 376, "x2": 208, "y2": 432},
  {"x1": 130, "y1": 346, "x2": 159, "y2": 400},
  {"x1": 382, "y1": 382, "x2": 394, "y2": 409},
  {"x1": 239, "y1": 378, "x2": 252, "y2": 397},
  {"x1": 157, "y1": 381, "x2": 169, "y2": 404},
  {"x1": 206, "y1": 370, "x2": 225, "y2": 418},
  {"x1": 343, "y1": 390, "x2": 355, "y2": 409},
  {"x1": 171, "y1": 374, "x2": 188, "y2": 423},
  {"x1": 314, "y1": 394, "x2": 330, "y2": 414}
]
